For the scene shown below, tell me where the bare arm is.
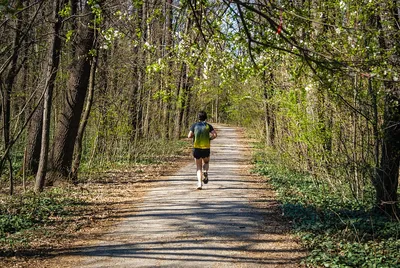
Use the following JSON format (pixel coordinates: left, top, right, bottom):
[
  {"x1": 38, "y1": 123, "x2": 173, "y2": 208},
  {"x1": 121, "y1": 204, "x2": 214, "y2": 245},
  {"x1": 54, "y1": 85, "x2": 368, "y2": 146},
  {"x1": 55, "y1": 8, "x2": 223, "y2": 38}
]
[
  {"x1": 188, "y1": 131, "x2": 194, "y2": 139},
  {"x1": 210, "y1": 130, "x2": 217, "y2": 140}
]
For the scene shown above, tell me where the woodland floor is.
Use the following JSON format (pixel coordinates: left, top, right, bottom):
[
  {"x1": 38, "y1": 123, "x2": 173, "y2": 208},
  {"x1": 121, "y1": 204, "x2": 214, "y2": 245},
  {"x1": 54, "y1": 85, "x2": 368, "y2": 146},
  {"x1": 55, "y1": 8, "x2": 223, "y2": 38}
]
[{"x1": 1, "y1": 125, "x2": 306, "y2": 267}]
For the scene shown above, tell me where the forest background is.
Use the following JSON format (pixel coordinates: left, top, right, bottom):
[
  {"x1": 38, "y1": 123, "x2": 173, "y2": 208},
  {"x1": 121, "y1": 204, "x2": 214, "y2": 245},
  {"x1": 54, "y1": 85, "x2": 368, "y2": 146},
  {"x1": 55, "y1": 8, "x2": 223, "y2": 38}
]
[{"x1": 0, "y1": 0, "x2": 399, "y2": 267}]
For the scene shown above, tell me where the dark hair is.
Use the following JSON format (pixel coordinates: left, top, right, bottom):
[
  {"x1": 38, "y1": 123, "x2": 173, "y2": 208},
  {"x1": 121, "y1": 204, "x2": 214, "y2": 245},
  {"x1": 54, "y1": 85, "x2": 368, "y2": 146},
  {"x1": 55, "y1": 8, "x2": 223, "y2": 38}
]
[{"x1": 198, "y1": 111, "x2": 207, "y2": 121}]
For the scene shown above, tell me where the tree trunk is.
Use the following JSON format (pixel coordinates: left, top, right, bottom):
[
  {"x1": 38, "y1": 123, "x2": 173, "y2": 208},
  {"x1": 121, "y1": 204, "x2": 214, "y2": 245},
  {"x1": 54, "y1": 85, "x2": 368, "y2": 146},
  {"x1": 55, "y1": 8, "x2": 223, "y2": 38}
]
[
  {"x1": 263, "y1": 71, "x2": 275, "y2": 146},
  {"x1": 95, "y1": 50, "x2": 108, "y2": 159},
  {"x1": 70, "y1": 54, "x2": 97, "y2": 182},
  {"x1": 49, "y1": 0, "x2": 95, "y2": 181},
  {"x1": 372, "y1": 6, "x2": 400, "y2": 215},
  {"x1": 161, "y1": 0, "x2": 173, "y2": 140},
  {"x1": 130, "y1": 1, "x2": 146, "y2": 143},
  {"x1": 173, "y1": 63, "x2": 186, "y2": 139},
  {"x1": 25, "y1": 101, "x2": 43, "y2": 175},
  {"x1": 177, "y1": 66, "x2": 193, "y2": 138},
  {"x1": 0, "y1": 2, "x2": 22, "y2": 194},
  {"x1": 183, "y1": 77, "x2": 193, "y2": 131},
  {"x1": 375, "y1": 83, "x2": 400, "y2": 215},
  {"x1": 25, "y1": 13, "x2": 45, "y2": 175},
  {"x1": 34, "y1": 0, "x2": 66, "y2": 192}
]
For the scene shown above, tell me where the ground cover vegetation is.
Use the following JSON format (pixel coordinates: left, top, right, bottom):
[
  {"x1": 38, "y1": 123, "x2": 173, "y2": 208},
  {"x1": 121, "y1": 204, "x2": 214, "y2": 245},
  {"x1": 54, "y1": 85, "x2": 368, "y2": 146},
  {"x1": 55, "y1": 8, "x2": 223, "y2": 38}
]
[
  {"x1": 0, "y1": 187, "x2": 82, "y2": 251},
  {"x1": 0, "y1": 0, "x2": 399, "y2": 265},
  {"x1": 254, "y1": 150, "x2": 399, "y2": 267}
]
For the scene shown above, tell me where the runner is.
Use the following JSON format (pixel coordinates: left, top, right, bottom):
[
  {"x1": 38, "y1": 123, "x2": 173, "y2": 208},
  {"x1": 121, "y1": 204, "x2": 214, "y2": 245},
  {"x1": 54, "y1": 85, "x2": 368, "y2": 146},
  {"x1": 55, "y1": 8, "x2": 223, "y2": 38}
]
[{"x1": 188, "y1": 111, "x2": 217, "y2": 190}]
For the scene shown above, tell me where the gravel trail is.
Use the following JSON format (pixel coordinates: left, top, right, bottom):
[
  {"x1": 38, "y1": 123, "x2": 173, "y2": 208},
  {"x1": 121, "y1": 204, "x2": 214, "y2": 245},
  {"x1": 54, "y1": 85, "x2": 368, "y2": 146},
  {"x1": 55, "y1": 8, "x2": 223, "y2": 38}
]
[{"x1": 73, "y1": 125, "x2": 305, "y2": 267}]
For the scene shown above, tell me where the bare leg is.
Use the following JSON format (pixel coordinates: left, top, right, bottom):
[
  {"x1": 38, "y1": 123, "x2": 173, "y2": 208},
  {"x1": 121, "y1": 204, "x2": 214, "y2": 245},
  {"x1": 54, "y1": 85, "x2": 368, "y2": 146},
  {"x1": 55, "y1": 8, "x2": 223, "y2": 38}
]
[
  {"x1": 202, "y1": 157, "x2": 210, "y2": 184},
  {"x1": 195, "y1": 158, "x2": 203, "y2": 188},
  {"x1": 202, "y1": 157, "x2": 210, "y2": 173}
]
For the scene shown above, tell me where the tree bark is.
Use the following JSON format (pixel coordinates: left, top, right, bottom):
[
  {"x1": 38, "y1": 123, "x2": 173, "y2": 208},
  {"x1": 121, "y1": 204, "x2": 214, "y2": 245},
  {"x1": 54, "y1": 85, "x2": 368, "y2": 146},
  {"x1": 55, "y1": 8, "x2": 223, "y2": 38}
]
[
  {"x1": 129, "y1": 2, "x2": 146, "y2": 144},
  {"x1": 34, "y1": 0, "x2": 66, "y2": 192},
  {"x1": 175, "y1": 64, "x2": 193, "y2": 139},
  {"x1": 25, "y1": 101, "x2": 43, "y2": 175},
  {"x1": 183, "y1": 75, "x2": 194, "y2": 131},
  {"x1": 48, "y1": 0, "x2": 95, "y2": 181},
  {"x1": 0, "y1": 1, "x2": 23, "y2": 194},
  {"x1": 375, "y1": 83, "x2": 400, "y2": 215},
  {"x1": 162, "y1": 0, "x2": 173, "y2": 140},
  {"x1": 25, "y1": 7, "x2": 45, "y2": 175},
  {"x1": 263, "y1": 70, "x2": 275, "y2": 146},
  {"x1": 71, "y1": 54, "x2": 97, "y2": 181},
  {"x1": 372, "y1": 5, "x2": 400, "y2": 215},
  {"x1": 173, "y1": 63, "x2": 185, "y2": 139}
]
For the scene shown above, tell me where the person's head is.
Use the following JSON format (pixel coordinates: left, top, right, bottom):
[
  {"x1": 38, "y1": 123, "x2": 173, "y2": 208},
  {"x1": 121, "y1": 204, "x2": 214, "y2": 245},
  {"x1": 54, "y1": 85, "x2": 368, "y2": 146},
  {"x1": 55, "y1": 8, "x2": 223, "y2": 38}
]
[{"x1": 198, "y1": 111, "x2": 207, "y2": 121}]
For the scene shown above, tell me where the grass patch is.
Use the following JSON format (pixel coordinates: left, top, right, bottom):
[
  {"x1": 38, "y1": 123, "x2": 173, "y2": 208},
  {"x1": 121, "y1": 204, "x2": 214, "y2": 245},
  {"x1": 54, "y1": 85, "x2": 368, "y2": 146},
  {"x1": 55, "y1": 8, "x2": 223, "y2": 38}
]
[{"x1": 253, "y1": 150, "x2": 400, "y2": 267}]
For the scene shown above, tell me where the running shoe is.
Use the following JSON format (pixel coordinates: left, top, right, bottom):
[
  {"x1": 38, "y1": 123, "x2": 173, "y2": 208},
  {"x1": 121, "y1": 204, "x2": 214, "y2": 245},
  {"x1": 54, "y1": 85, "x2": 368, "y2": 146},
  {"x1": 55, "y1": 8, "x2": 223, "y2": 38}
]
[{"x1": 203, "y1": 172, "x2": 208, "y2": 184}]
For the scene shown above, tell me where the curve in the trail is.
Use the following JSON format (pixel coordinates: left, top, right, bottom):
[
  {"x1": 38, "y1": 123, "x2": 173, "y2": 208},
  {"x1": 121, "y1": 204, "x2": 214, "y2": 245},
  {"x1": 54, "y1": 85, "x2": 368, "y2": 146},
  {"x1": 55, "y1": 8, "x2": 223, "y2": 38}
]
[{"x1": 70, "y1": 125, "x2": 305, "y2": 267}]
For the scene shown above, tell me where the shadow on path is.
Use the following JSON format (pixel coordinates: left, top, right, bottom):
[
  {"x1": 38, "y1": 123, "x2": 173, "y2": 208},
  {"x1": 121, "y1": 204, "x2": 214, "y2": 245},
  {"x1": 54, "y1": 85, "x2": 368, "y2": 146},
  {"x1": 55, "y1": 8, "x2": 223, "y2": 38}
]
[{"x1": 47, "y1": 125, "x2": 305, "y2": 267}]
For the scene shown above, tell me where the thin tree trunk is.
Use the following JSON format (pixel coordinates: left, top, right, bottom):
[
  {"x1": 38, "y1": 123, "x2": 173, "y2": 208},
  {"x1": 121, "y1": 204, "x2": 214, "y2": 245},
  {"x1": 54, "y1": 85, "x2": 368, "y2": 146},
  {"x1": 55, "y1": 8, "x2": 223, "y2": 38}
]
[
  {"x1": 263, "y1": 70, "x2": 275, "y2": 146},
  {"x1": 71, "y1": 55, "x2": 97, "y2": 181},
  {"x1": 130, "y1": 1, "x2": 145, "y2": 143},
  {"x1": 177, "y1": 68, "x2": 192, "y2": 138},
  {"x1": 183, "y1": 76, "x2": 193, "y2": 130},
  {"x1": 34, "y1": 0, "x2": 65, "y2": 192},
  {"x1": 143, "y1": 85, "x2": 151, "y2": 138},
  {"x1": 0, "y1": 2, "x2": 22, "y2": 194},
  {"x1": 161, "y1": 0, "x2": 173, "y2": 139},
  {"x1": 23, "y1": 148, "x2": 27, "y2": 192},
  {"x1": 173, "y1": 63, "x2": 185, "y2": 139},
  {"x1": 368, "y1": 77, "x2": 380, "y2": 189}
]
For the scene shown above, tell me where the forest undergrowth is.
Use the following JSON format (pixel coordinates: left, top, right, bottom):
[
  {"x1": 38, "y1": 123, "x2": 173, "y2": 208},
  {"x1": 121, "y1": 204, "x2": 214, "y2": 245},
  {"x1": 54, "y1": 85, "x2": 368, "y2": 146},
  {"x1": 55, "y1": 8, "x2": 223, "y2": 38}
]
[
  {"x1": 0, "y1": 138, "x2": 191, "y2": 264},
  {"x1": 253, "y1": 145, "x2": 400, "y2": 267}
]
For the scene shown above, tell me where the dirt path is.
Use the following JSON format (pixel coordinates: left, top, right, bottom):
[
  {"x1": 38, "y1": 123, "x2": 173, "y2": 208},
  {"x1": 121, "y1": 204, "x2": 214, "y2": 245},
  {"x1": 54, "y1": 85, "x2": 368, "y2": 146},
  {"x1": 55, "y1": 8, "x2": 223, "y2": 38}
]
[{"x1": 54, "y1": 125, "x2": 305, "y2": 267}]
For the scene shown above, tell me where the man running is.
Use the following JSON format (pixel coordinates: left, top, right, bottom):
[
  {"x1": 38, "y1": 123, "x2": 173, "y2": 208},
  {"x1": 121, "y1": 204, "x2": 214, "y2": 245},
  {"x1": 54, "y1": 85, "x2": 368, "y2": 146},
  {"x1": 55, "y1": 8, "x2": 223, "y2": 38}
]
[{"x1": 188, "y1": 111, "x2": 217, "y2": 190}]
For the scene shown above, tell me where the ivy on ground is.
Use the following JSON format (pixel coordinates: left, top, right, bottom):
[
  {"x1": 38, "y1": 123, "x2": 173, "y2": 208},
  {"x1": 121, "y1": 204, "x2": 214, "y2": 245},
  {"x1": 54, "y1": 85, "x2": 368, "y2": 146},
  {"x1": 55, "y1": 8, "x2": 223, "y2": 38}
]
[
  {"x1": 0, "y1": 188, "x2": 83, "y2": 243},
  {"x1": 253, "y1": 151, "x2": 400, "y2": 268}
]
